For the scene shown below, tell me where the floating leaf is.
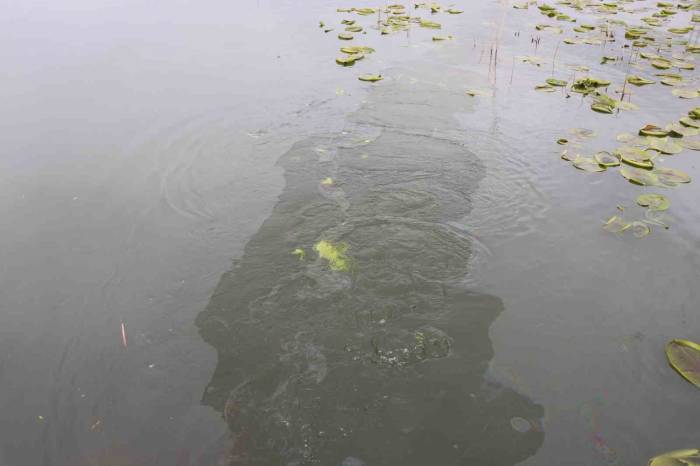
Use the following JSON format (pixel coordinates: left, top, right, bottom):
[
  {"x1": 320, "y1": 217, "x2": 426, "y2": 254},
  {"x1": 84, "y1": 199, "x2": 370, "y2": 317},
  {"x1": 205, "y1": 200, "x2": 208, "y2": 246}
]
[
  {"x1": 672, "y1": 88, "x2": 700, "y2": 99},
  {"x1": 447, "y1": 8, "x2": 463, "y2": 14},
  {"x1": 649, "y1": 449, "x2": 700, "y2": 466},
  {"x1": 647, "y1": 138, "x2": 683, "y2": 155},
  {"x1": 595, "y1": 151, "x2": 620, "y2": 166},
  {"x1": 419, "y1": 19, "x2": 442, "y2": 28},
  {"x1": 631, "y1": 221, "x2": 650, "y2": 238},
  {"x1": 535, "y1": 84, "x2": 556, "y2": 92},
  {"x1": 573, "y1": 156, "x2": 606, "y2": 172},
  {"x1": 654, "y1": 167, "x2": 691, "y2": 185},
  {"x1": 546, "y1": 78, "x2": 567, "y2": 86},
  {"x1": 432, "y1": 35, "x2": 453, "y2": 41},
  {"x1": 338, "y1": 32, "x2": 354, "y2": 40},
  {"x1": 639, "y1": 124, "x2": 669, "y2": 137},
  {"x1": 570, "y1": 127, "x2": 596, "y2": 138},
  {"x1": 681, "y1": 137, "x2": 700, "y2": 150},
  {"x1": 680, "y1": 117, "x2": 700, "y2": 128},
  {"x1": 667, "y1": 123, "x2": 699, "y2": 137},
  {"x1": 336, "y1": 53, "x2": 364, "y2": 66},
  {"x1": 627, "y1": 75, "x2": 655, "y2": 86},
  {"x1": 465, "y1": 88, "x2": 492, "y2": 97},
  {"x1": 291, "y1": 248, "x2": 306, "y2": 260},
  {"x1": 603, "y1": 215, "x2": 630, "y2": 233},
  {"x1": 591, "y1": 102, "x2": 615, "y2": 113},
  {"x1": 358, "y1": 74, "x2": 383, "y2": 82},
  {"x1": 341, "y1": 46, "x2": 375, "y2": 54},
  {"x1": 637, "y1": 193, "x2": 670, "y2": 210},
  {"x1": 617, "y1": 146, "x2": 654, "y2": 168},
  {"x1": 320, "y1": 177, "x2": 334, "y2": 186},
  {"x1": 665, "y1": 340, "x2": 700, "y2": 387},
  {"x1": 651, "y1": 58, "x2": 673, "y2": 69},
  {"x1": 314, "y1": 240, "x2": 351, "y2": 271},
  {"x1": 620, "y1": 166, "x2": 659, "y2": 185}
]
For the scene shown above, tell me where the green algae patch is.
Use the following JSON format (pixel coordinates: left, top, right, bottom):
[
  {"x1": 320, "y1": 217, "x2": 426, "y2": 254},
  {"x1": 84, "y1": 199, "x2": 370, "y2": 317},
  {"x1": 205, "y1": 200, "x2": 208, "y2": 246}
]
[{"x1": 314, "y1": 240, "x2": 351, "y2": 271}]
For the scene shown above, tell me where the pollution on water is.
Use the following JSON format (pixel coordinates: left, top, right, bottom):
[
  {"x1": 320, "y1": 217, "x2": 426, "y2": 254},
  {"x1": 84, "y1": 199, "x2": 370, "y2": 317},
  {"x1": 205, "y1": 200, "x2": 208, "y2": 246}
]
[{"x1": 1, "y1": 0, "x2": 700, "y2": 465}]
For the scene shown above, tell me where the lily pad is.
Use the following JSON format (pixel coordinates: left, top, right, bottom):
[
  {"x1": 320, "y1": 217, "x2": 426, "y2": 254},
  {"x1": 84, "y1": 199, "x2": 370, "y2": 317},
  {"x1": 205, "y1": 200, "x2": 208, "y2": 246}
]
[
  {"x1": 665, "y1": 339, "x2": 700, "y2": 387},
  {"x1": 591, "y1": 102, "x2": 615, "y2": 113},
  {"x1": 594, "y1": 151, "x2": 620, "y2": 166},
  {"x1": 603, "y1": 215, "x2": 630, "y2": 233},
  {"x1": 336, "y1": 54, "x2": 364, "y2": 66},
  {"x1": 627, "y1": 75, "x2": 655, "y2": 85},
  {"x1": 358, "y1": 74, "x2": 383, "y2": 82},
  {"x1": 646, "y1": 138, "x2": 683, "y2": 155},
  {"x1": 680, "y1": 137, "x2": 700, "y2": 150},
  {"x1": 667, "y1": 123, "x2": 699, "y2": 137},
  {"x1": 573, "y1": 156, "x2": 606, "y2": 172},
  {"x1": 546, "y1": 78, "x2": 567, "y2": 87},
  {"x1": 419, "y1": 19, "x2": 442, "y2": 29},
  {"x1": 672, "y1": 88, "x2": 700, "y2": 99},
  {"x1": 639, "y1": 124, "x2": 669, "y2": 137},
  {"x1": 654, "y1": 167, "x2": 691, "y2": 185},
  {"x1": 680, "y1": 117, "x2": 700, "y2": 128},
  {"x1": 338, "y1": 32, "x2": 354, "y2": 40},
  {"x1": 637, "y1": 193, "x2": 670, "y2": 210},
  {"x1": 630, "y1": 221, "x2": 650, "y2": 238},
  {"x1": 649, "y1": 449, "x2": 700, "y2": 466},
  {"x1": 620, "y1": 166, "x2": 659, "y2": 185},
  {"x1": 651, "y1": 58, "x2": 673, "y2": 69}
]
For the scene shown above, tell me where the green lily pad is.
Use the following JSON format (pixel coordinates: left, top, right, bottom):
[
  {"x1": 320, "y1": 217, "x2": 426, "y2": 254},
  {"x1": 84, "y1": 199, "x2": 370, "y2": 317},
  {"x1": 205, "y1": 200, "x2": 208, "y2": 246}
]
[
  {"x1": 336, "y1": 53, "x2": 364, "y2": 66},
  {"x1": 594, "y1": 151, "x2": 620, "y2": 166},
  {"x1": 447, "y1": 8, "x2": 463, "y2": 14},
  {"x1": 603, "y1": 215, "x2": 630, "y2": 233},
  {"x1": 639, "y1": 124, "x2": 669, "y2": 137},
  {"x1": 573, "y1": 156, "x2": 606, "y2": 172},
  {"x1": 432, "y1": 35, "x2": 453, "y2": 41},
  {"x1": 314, "y1": 240, "x2": 350, "y2": 271},
  {"x1": 546, "y1": 78, "x2": 567, "y2": 87},
  {"x1": 689, "y1": 107, "x2": 700, "y2": 119},
  {"x1": 649, "y1": 449, "x2": 700, "y2": 466},
  {"x1": 630, "y1": 221, "x2": 651, "y2": 238},
  {"x1": 338, "y1": 32, "x2": 354, "y2": 40},
  {"x1": 358, "y1": 74, "x2": 383, "y2": 82},
  {"x1": 557, "y1": 138, "x2": 568, "y2": 145},
  {"x1": 680, "y1": 117, "x2": 700, "y2": 128},
  {"x1": 535, "y1": 84, "x2": 556, "y2": 92},
  {"x1": 666, "y1": 339, "x2": 700, "y2": 387},
  {"x1": 591, "y1": 102, "x2": 615, "y2": 113},
  {"x1": 680, "y1": 137, "x2": 700, "y2": 150},
  {"x1": 627, "y1": 75, "x2": 655, "y2": 85},
  {"x1": 667, "y1": 123, "x2": 699, "y2": 137},
  {"x1": 620, "y1": 166, "x2": 659, "y2": 185},
  {"x1": 637, "y1": 193, "x2": 670, "y2": 210},
  {"x1": 672, "y1": 88, "x2": 700, "y2": 98},
  {"x1": 654, "y1": 167, "x2": 691, "y2": 185},
  {"x1": 341, "y1": 46, "x2": 375, "y2": 54},
  {"x1": 651, "y1": 58, "x2": 673, "y2": 69},
  {"x1": 619, "y1": 149, "x2": 654, "y2": 168},
  {"x1": 419, "y1": 19, "x2": 442, "y2": 28},
  {"x1": 647, "y1": 138, "x2": 683, "y2": 155}
]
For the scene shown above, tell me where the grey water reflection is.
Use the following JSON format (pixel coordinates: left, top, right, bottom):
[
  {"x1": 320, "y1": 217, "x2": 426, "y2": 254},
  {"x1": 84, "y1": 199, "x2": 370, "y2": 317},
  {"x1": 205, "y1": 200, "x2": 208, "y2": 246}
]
[{"x1": 197, "y1": 66, "x2": 544, "y2": 465}]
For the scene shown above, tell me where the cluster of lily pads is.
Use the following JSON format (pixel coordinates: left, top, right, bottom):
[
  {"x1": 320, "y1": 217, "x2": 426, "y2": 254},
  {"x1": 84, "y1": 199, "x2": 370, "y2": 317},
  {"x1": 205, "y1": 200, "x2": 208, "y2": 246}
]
[
  {"x1": 520, "y1": 0, "x2": 700, "y2": 110},
  {"x1": 557, "y1": 109, "x2": 699, "y2": 237},
  {"x1": 320, "y1": 3, "x2": 462, "y2": 83}
]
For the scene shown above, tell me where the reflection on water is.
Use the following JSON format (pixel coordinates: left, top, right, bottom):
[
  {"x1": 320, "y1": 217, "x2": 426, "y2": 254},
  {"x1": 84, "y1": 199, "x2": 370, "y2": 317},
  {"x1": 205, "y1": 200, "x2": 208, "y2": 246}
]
[{"x1": 197, "y1": 66, "x2": 543, "y2": 465}]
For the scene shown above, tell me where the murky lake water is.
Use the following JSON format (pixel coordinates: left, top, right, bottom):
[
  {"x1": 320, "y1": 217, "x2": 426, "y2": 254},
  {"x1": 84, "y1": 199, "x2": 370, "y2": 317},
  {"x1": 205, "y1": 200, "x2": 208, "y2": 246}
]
[{"x1": 1, "y1": 0, "x2": 699, "y2": 465}]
